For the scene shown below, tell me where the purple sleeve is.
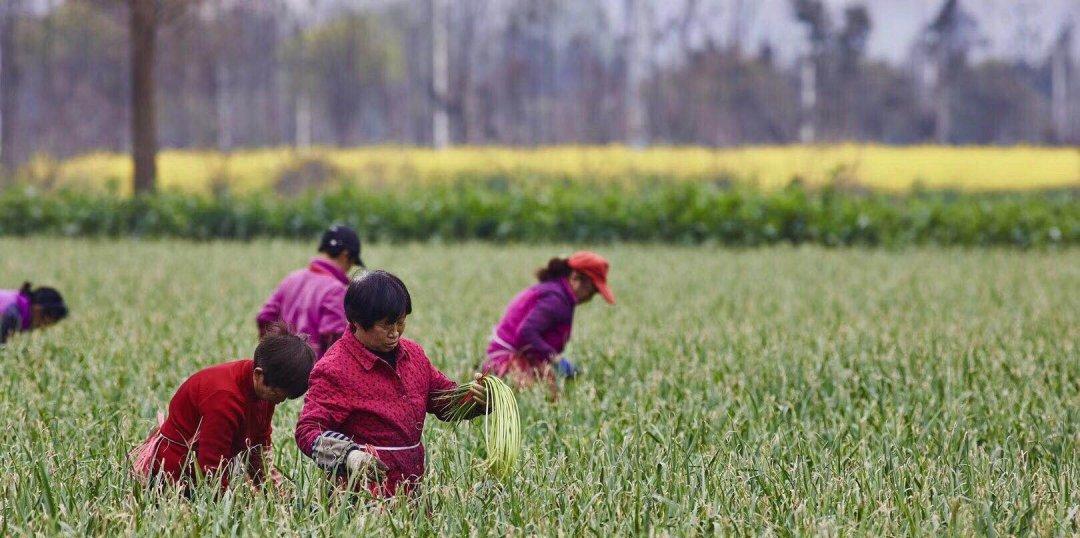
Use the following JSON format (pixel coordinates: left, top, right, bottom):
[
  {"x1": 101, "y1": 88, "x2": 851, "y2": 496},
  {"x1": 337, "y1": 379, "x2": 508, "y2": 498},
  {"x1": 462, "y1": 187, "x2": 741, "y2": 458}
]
[
  {"x1": 1, "y1": 307, "x2": 19, "y2": 344},
  {"x1": 318, "y1": 286, "x2": 348, "y2": 338},
  {"x1": 256, "y1": 285, "x2": 284, "y2": 325},
  {"x1": 424, "y1": 349, "x2": 487, "y2": 421},
  {"x1": 516, "y1": 291, "x2": 570, "y2": 363}
]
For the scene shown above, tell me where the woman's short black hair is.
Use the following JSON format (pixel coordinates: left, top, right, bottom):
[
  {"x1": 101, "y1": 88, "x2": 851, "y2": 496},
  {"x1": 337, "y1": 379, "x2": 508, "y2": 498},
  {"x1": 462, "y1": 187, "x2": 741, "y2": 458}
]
[
  {"x1": 345, "y1": 270, "x2": 412, "y2": 330},
  {"x1": 253, "y1": 322, "x2": 315, "y2": 399},
  {"x1": 20, "y1": 282, "x2": 68, "y2": 321}
]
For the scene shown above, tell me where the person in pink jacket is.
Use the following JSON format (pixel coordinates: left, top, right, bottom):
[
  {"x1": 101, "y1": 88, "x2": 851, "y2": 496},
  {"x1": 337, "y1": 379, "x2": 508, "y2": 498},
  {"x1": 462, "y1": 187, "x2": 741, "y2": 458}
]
[
  {"x1": 1, "y1": 282, "x2": 68, "y2": 345},
  {"x1": 482, "y1": 251, "x2": 615, "y2": 394},
  {"x1": 256, "y1": 225, "x2": 364, "y2": 358}
]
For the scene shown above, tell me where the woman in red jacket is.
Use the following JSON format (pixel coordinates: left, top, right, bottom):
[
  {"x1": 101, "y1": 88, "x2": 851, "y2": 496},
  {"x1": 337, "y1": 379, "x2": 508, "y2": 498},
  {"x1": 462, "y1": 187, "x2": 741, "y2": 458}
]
[
  {"x1": 295, "y1": 270, "x2": 487, "y2": 497},
  {"x1": 130, "y1": 324, "x2": 315, "y2": 491}
]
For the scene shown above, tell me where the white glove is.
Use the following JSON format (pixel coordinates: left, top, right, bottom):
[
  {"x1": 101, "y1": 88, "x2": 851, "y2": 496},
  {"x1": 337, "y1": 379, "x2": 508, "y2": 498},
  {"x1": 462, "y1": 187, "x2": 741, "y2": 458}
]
[{"x1": 345, "y1": 449, "x2": 387, "y2": 478}]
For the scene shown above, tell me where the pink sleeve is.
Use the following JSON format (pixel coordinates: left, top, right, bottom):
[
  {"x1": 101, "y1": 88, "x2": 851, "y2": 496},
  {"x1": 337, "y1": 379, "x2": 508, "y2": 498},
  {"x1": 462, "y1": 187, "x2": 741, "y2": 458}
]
[
  {"x1": 318, "y1": 286, "x2": 348, "y2": 338},
  {"x1": 516, "y1": 290, "x2": 567, "y2": 363},
  {"x1": 256, "y1": 284, "x2": 285, "y2": 325},
  {"x1": 427, "y1": 365, "x2": 458, "y2": 404},
  {"x1": 423, "y1": 346, "x2": 482, "y2": 421}
]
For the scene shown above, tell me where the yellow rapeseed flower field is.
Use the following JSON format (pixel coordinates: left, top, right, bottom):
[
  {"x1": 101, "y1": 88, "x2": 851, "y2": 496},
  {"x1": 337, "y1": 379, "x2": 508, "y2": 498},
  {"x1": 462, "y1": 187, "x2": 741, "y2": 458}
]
[{"x1": 22, "y1": 145, "x2": 1080, "y2": 195}]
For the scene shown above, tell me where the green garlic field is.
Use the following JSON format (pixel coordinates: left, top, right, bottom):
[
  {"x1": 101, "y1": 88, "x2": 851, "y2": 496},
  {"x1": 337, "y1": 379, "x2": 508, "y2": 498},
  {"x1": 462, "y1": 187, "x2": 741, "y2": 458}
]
[{"x1": 1, "y1": 239, "x2": 1077, "y2": 535}]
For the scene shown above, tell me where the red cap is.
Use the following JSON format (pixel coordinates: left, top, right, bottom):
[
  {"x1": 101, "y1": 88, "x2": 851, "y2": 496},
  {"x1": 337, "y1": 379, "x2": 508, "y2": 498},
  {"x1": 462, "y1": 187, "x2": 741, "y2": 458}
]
[{"x1": 568, "y1": 251, "x2": 615, "y2": 304}]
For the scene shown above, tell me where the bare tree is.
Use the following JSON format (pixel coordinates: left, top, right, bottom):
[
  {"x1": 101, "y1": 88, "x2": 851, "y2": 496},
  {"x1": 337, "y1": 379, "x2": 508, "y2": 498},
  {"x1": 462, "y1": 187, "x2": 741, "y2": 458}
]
[
  {"x1": 922, "y1": 0, "x2": 979, "y2": 144},
  {"x1": 792, "y1": 0, "x2": 827, "y2": 143},
  {"x1": 1, "y1": 0, "x2": 1070, "y2": 156},
  {"x1": 452, "y1": 0, "x2": 485, "y2": 144},
  {"x1": 129, "y1": 0, "x2": 158, "y2": 193},
  {"x1": 1049, "y1": 22, "x2": 1074, "y2": 143},
  {"x1": 837, "y1": 5, "x2": 871, "y2": 138},
  {"x1": 431, "y1": 0, "x2": 449, "y2": 148},
  {"x1": 0, "y1": 0, "x2": 21, "y2": 173},
  {"x1": 124, "y1": 0, "x2": 200, "y2": 194},
  {"x1": 206, "y1": 1, "x2": 235, "y2": 152},
  {"x1": 728, "y1": 0, "x2": 748, "y2": 53},
  {"x1": 625, "y1": 0, "x2": 647, "y2": 147}
]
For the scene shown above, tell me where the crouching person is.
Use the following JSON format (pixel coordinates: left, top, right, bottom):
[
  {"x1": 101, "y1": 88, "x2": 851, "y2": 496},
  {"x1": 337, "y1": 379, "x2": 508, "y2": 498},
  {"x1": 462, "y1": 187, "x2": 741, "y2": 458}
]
[
  {"x1": 1, "y1": 282, "x2": 69, "y2": 345},
  {"x1": 130, "y1": 323, "x2": 315, "y2": 492},
  {"x1": 294, "y1": 270, "x2": 487, "y2": 498}
]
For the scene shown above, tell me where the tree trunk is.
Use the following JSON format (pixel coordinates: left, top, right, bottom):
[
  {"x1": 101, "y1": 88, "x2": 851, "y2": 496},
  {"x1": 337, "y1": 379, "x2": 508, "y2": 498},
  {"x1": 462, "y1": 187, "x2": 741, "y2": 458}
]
[
  {"x1": 934, "y1": 72, "x2": 950, "y2": 144},
  {"x1": 1050, "y1": 46, "x2": 1069, "y2": 144},
  {"x1": 459, "y1": 0, "x2": 479, "y2": 144},
  {"x1": 215, "y1": 61, "x2": 232, "y2": 152},
  {"x1": 931, "y1": 50, "x2": 953, "y2": 145},
  {"x1": 624, "y1": 0, "x2": 647, "y2": 147},
  {"x1": 274, "y1": 18, "x2": 291, "y2": 148},
  {"x1": 0, "y1": 1, "x2": 20, "y2": 173},
  {"x1": 799, "y1": 54, "x2": 816, "y2": 143},
  {"x1": 295, "y1": 93, "x2": 312, "y2": 149},
  {"x1": 431, "y1": 0, "x2": 450, "y2": 148},
  {"x1": 131, "y1": 0, "x2": 158, "y2": 194},
  {"x1": 728, "y1": 0, "x2": 745, "y2": 54}
]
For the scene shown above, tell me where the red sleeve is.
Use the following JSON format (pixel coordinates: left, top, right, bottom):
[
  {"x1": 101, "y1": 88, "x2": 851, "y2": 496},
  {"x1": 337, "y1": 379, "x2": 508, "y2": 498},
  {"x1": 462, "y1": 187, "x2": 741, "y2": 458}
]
[
  {"x1": 253, "y1": 412, "x2": 272, "y2": 449},
  {"x1": 294, "y1": 365, "x2": 352, "y2": 457},
  {"x1": 426, "y1": 366, "x2": 457, "y2": 417},
  {"x1": 246, "y1": 407, "x2": 273, "y2": 484},
  {"x1": 424, "y1": 347, "x2": 485, "y2": 421},
  {"x1": 194, "y1": 390, "x2": 246, "y2": 488}
]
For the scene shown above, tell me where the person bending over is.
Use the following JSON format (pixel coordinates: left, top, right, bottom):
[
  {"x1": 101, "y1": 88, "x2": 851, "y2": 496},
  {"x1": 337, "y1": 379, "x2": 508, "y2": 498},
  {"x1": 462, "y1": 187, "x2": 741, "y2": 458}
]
[{"x1": 130, "y1": 323, "x2": 315, "y2": 491}]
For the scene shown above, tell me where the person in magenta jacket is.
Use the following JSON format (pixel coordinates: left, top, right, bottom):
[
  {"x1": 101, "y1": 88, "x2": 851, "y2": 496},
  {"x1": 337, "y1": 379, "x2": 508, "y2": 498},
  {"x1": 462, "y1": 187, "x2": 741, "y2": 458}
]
[
  {"x1": 0, "y1": 282, "x2": 68, "y2": 345},
  {"x1": 256, "y1": 224, "x2": 364, "y2": 358},
  {"x1": 482, "y1": 251, "x2": 615, "y2": 392}
]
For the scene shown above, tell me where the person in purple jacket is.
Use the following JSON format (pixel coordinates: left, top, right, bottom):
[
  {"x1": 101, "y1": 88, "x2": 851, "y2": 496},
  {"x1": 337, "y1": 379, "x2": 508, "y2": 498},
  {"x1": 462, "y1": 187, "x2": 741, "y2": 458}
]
[
  {"x1": 482, "y1": 251, "x2": 615, "y2": 395},
  {"x1": 0, "y1": 282, "x2": 68, "y2": 345},
  {"x1": 256, "y1": 224, "x2": 364, "y2": 359}
]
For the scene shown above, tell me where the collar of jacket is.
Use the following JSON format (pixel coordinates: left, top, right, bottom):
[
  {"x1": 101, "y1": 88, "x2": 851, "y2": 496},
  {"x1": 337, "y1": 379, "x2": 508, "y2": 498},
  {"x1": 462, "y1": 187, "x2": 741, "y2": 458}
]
[
  {"x1": 340, "y1": 329, "x2": 407, "y2": 371},
  {"x1": 308, "y1": 257, "x2": 350, "y2": 285}
]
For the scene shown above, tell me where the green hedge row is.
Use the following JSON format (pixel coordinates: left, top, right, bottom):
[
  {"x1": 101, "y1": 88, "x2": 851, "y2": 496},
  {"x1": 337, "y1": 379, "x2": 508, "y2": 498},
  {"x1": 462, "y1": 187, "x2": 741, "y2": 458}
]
[{"x1": 0, "y1": 183, "x2": 1076, "y2": 246}]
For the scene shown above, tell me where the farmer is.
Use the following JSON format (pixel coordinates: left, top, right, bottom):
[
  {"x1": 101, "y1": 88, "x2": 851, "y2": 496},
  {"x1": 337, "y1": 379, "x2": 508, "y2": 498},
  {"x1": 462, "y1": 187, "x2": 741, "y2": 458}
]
[
  {"x1": 295, "y1": 270, "x2": 487, "y2": 497},
  {"x1": 0, "y1": 282, "x2": 68, "y2": 345},
  {"x1": 129, "y1": 323, "x2": 315, "y2": 491},
  {"x1": 482, "y1": 251, "x2": 614, "y2": 392},
  {"x1": 256, "y1": 224, "x2": 364, "y2": 359}
]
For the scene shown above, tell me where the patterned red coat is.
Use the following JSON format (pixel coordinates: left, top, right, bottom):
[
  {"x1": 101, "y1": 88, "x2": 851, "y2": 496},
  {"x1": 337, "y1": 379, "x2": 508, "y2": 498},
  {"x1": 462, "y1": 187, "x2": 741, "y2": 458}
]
[{"x1": 294, "y1": 330, "x2": 480, "y2": 495}]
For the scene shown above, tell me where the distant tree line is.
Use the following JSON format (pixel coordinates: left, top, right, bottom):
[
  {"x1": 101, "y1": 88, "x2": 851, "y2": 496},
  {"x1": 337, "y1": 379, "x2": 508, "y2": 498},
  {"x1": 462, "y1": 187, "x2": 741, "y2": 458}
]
[{"x1": 0, "y1": 0, "x2": 1076, "y2": 188}]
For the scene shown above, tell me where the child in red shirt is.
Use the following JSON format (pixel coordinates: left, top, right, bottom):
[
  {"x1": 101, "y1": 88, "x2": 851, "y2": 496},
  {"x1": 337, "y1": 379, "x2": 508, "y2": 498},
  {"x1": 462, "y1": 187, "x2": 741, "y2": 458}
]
[
  {"x1": 130, "y1": 324, "x2": 315, "y2": 491},
  {"x1": 295, "y1": 270, "x2": 487, "y2": 497}
]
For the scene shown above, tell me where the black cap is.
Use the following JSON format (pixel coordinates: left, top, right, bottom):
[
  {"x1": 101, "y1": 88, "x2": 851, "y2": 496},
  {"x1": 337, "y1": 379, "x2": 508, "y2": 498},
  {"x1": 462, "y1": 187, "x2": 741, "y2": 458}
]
[{"x1": 318, "y1": 224, "x2": 364, "y2": 267}]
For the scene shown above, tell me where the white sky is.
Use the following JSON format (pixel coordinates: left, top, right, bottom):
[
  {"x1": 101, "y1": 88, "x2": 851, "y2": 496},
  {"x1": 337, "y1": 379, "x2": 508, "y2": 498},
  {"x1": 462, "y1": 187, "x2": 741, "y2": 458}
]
[
  {"x1": 23, "y1": 0, "x2": 1080, "y2": 65},
  {"x1": 736, "y1": 0, "x2": 1078, "y2": 65}
]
